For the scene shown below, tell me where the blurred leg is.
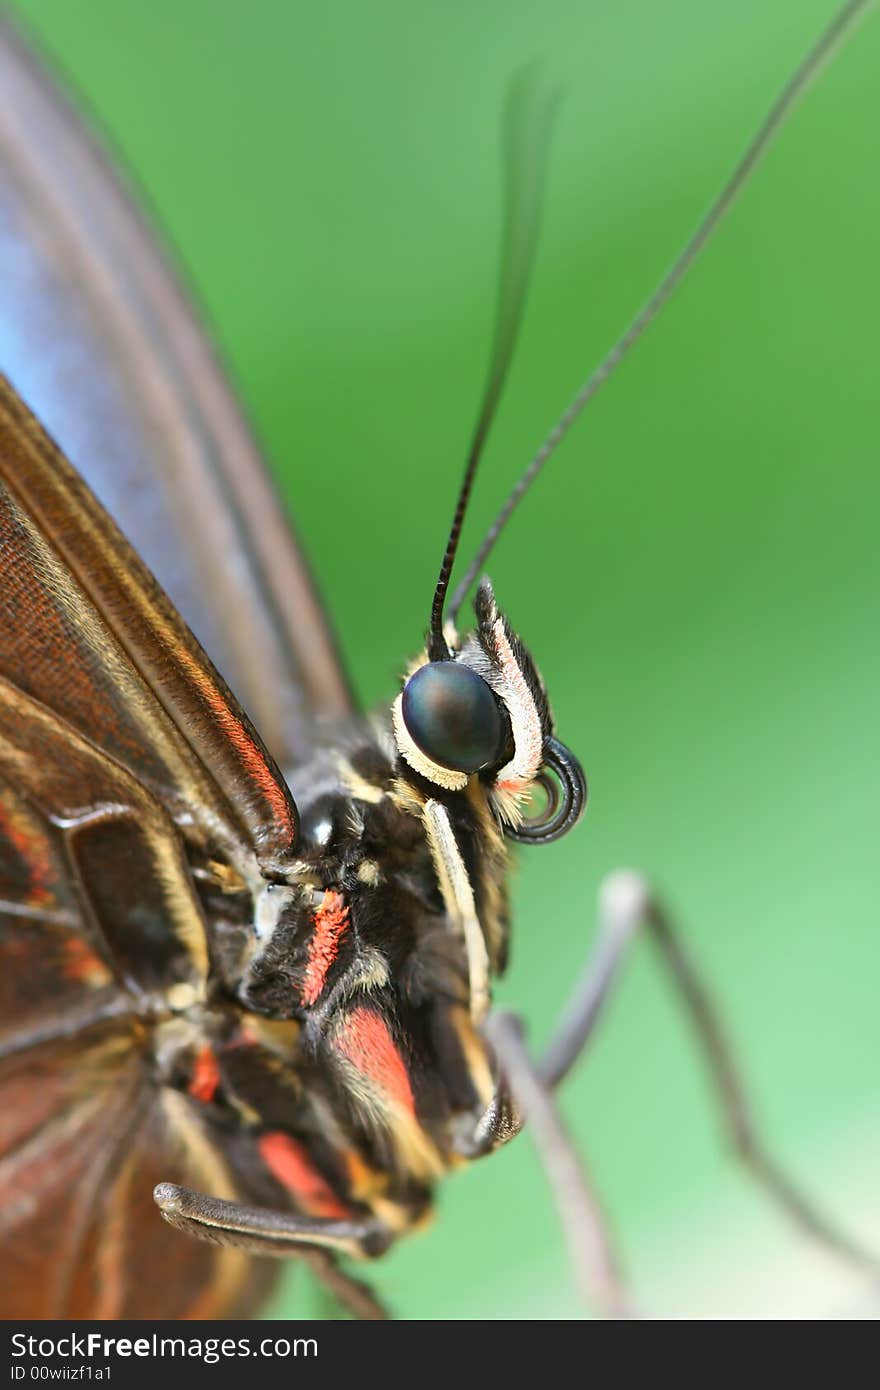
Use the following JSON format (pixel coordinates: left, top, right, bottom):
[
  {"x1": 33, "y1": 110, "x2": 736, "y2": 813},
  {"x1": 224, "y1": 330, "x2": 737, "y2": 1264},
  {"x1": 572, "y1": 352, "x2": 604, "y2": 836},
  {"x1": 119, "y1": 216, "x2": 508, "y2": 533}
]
[
  {"x1": 539, "y1": 870, "x2": 880, "y2": 1277},
  {"x1": 486, "y1": 1011, "x2": 635, "y2": 1320},
  {"x1": 301, "y1": 1249, "x2": 391, "y2": 1321}
]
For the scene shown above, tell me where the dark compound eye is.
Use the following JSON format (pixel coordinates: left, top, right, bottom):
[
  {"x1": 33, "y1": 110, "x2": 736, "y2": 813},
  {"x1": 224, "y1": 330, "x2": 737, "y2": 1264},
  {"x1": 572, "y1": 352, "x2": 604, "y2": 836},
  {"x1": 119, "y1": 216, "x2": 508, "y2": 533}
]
[{"x1": 401, "y1": 661, "x2": 507, "y2": 774}]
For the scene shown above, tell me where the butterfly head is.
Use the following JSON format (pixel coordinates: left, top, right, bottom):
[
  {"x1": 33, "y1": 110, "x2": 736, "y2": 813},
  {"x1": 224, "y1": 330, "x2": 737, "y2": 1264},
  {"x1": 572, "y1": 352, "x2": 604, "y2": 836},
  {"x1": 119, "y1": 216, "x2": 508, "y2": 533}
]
[{"x1": 392, "y1": 578, "x2": 585, "y2": 843}]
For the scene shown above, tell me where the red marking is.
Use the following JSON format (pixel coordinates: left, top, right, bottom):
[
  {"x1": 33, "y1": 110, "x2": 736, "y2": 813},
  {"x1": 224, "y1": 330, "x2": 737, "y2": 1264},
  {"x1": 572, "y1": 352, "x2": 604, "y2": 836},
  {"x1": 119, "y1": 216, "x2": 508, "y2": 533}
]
[
  {"x1": 258, "y1": 1132, "x2": 350, "y2": 1219},
  {"x1": 334, "y1": 1007, "x2": 415, "y2": 1116},
  {"x1": 178, "y1": 648, "x2": 297, "y2": 848},
  {"x1": 62, "y1": 938, "x2": 107, "y2": 983},
  {"x1": 300, "y1": 890, "x2": 349, "y2": 1007},
  {"x1": 188, "y1": 1044, "x2": 220, "y2": 1103}
]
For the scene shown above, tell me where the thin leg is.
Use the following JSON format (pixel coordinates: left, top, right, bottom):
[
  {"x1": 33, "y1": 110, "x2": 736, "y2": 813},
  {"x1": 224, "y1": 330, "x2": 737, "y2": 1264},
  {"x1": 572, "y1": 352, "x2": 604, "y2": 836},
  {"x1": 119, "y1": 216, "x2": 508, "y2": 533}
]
[
  {"x1": 457, "y1": 873, "x2": 649, "y2": 1161},
  {"x1": 153, "y1": 1183, "x2": 391, "y2": 1319},
  {"x1": 538, "y1": 871, "x2": 649, "y2": 1088},
  {"x1": 539, "y1": 870, "x2": 880, "y2": 1279},
  {"x1": 300, "y1": 1250, "x2": 391, "y2": 1321},
  {"x1": 486, "y1": 1012, "x2": 635, "y2": 1320}
]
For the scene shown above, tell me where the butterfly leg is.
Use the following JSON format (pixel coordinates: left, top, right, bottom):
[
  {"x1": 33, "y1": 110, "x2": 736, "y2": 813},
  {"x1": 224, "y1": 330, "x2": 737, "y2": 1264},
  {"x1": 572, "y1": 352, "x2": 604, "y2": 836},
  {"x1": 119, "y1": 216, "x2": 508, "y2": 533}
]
[
  {"x1": 486, "y1": 1010, "x2": 635, "y2": 1319},
  {"x1": 524, "y1": 870, "x2": 880, "y2": 1278},
  {"x1": 457, "y1": 872, "x2": 652, "y2": 1159},
  {"x1": 300, "y1": 1249, "x2": 391, "y2": 1321},
  {"x1": 153, "y1": 1183, "x2": 391, "y2": 1319}
]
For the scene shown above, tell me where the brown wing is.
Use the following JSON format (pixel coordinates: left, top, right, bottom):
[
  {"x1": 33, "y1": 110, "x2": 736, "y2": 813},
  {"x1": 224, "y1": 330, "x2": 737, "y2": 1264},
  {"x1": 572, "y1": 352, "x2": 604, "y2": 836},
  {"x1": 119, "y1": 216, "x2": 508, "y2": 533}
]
[
  {"x1": 0, "y1": 17, "x2": 354, "y2": 770},
  {"x1": 0, "y1": 379, "x2": 298, "y2": 877},
  {"x1": 0, "y1": 381, "x2": 297, "y2": 1316},
  {"x1": 0, "y1": 1021, "x2": 277, "y2": 1319}
]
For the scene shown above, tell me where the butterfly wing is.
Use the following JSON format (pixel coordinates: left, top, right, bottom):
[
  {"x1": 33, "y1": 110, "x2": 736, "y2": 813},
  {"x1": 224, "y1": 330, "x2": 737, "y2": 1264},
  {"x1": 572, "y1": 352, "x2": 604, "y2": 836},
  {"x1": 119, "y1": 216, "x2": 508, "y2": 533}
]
[
  {"x1": 0, "y1": 17, "x2": 354, "y2": 770},
  {"x1": 0, "y1": 17, "x2": 350, "y2": 1318},
  {"x1": 0, "y1": 379, "x2": 301, "y2": 1317},
  {"x1": 1, "y1": 1016, "x2": 278, "y2": 1320}
]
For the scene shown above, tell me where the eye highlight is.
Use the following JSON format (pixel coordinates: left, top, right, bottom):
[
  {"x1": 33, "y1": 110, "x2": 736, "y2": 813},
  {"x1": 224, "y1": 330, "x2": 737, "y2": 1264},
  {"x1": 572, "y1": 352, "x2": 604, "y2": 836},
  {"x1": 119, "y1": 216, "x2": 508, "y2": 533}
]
[{"x1": 401, "y1": 662, "x2": 507, "y2": 774}]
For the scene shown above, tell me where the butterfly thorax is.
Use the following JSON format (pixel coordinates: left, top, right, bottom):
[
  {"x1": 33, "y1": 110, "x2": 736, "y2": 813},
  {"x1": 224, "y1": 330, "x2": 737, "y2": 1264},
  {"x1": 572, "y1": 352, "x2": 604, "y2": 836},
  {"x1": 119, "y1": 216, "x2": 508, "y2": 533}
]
[
  {"x1": 170, "y1": 581, "x2": 567, "y2": 1235},
  {"x1": 174, "y1": 713, "x2": 512, "y2": 1238}
]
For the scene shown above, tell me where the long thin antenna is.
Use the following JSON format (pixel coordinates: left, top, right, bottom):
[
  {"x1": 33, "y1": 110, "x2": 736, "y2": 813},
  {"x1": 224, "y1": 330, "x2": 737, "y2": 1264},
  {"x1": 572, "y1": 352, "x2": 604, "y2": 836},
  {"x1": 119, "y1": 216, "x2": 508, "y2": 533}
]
[
  {"x1": 448, "y1": 0, "x2": 874, "y2": 624},
  {"x1": 428, "y1": 67, "x2": 559, "y2": 659}
]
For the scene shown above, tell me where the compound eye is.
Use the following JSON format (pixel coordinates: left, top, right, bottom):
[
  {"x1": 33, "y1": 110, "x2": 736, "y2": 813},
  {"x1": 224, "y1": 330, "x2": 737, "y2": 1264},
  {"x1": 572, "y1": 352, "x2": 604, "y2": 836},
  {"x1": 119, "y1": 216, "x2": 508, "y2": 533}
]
[{"x1": 401, "y1": 662, "x2": 506, "y2": 774}]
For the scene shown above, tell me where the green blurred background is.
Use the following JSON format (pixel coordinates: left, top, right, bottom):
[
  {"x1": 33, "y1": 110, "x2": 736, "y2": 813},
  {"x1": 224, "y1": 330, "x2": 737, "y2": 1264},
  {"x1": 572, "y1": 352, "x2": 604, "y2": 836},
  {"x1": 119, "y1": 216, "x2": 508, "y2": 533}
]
[{"x1": 8, "y1": 0, "x2": 879, "y2": 1318}]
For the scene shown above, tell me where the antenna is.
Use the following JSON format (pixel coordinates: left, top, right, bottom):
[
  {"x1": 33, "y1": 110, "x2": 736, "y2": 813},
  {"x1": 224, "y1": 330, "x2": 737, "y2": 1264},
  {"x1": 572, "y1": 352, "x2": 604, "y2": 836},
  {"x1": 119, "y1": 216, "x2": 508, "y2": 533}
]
[
  {"x1": 427, "y1": 66, "x2": 559, "y2": 659},
  {"x1": 448, "y1": 0, "x2": 874, "y2": 624}
]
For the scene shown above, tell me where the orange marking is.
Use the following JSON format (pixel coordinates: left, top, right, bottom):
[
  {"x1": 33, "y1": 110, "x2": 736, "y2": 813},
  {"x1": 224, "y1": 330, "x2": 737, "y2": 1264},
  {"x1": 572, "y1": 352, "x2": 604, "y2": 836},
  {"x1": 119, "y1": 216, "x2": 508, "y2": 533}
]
[
  {"x1": 300, "y1": 890, "x2": 349, "y2": 1007},
  {"x1": 343, "y1": 1148, "x2": 384, "y2": 1201},
  {"x1": 62, "y1": 937, "x2": 108, "y2": 984},
  {"x1": 188, "y1": 1044, "x2": 221, "y2": 1103},
  {"x1": 0, "y1": 792, "x2": 53, "y2": 907},
  {"x1": 258, "y1": 1132, "x2": 350, "y2": 1219},
  {"x1": 334, "y1": 1008, "x2": 415, "y2": 1116}
]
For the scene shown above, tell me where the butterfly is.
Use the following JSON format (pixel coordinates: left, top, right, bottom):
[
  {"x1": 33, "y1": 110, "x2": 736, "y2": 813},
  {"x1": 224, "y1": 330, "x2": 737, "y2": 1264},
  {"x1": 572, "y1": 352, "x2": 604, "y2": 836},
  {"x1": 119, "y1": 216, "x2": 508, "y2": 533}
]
[{"x1": 0, "y1": 1, "x2": 876, "y2": 1321}]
